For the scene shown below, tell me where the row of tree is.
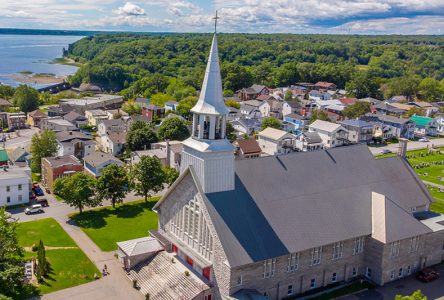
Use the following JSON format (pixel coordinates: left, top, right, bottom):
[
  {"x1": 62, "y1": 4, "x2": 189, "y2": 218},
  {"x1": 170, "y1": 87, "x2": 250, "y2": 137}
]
[{"x1": 54, "y1": 155, "x2": 178, "y2": 213}]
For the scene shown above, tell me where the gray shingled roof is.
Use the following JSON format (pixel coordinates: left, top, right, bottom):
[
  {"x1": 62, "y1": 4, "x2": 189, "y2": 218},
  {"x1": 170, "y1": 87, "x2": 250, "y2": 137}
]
[{"x1": 201, "y1": 145, "x2": 433, "y2": 267}]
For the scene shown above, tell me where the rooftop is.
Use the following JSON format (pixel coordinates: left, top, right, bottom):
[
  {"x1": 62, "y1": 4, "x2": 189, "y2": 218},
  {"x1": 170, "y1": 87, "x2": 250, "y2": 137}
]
[
  {"x1": 258, "y1": 127, "x2": 291, "y2": 140},
  {"x1": 235, "y1": 139, "x2": 262, "y2": 154},
  {"x1": 309, "y1": 120, "x2": 342, "y2": 133},
  {"x1": 83, "y1": 152, "x2": 122, "y2": 167},
  {"x1": 410, "y1": 115, "x2": 434, "y2": 126},
  {"x1": 43, "y1": 155, "x2": 82, "y2": 168}
]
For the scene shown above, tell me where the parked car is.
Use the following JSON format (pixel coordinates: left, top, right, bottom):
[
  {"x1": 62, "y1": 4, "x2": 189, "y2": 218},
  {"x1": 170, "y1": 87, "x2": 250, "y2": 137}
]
[
  {"x1": 381, "y1": 149, "x2": 392, "y2": 154},
  {"x1": 25, "y1": 204, "x2": 43, "y2": 215},
  {"x1": 35, "y1": 198, "x2": 49, "y2": 207},
  {"x1": 34, "y1": 186, "x2": 44, "y2": 197},
  {"x1": 419, "y1": 137, "x2": 430, "y2": 142},
  {"x1": 0, "y1": 136, "x2": 5, "y2": 142},
  {"x1": 416, "y1": 268, "x2": 439, "y2": 282}
]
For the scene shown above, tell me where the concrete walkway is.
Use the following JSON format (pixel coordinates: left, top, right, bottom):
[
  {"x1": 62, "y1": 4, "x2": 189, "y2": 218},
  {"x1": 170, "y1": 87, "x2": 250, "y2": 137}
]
[
  {"x1": 368, "y1": 138, "x2": 444, "y2": 156},
  {"x1": 423, "y1": 180, "x2": 444, "y2": 189}
]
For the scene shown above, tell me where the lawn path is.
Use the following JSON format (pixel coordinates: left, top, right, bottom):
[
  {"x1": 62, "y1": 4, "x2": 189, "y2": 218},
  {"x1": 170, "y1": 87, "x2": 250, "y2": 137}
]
[{"x1": 423, "y1": 180, "x2": 444, "y2": 189}]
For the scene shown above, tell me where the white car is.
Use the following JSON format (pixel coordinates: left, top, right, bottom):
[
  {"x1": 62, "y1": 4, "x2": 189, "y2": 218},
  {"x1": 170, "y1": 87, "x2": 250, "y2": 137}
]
[
  {"x1": 419, "y1": 138, "x2": 429, "y2": 142},
  {"x1": 381, "y1": 149, "x2": 392, "y2": 154},
  {"x1": 25, "y1": 204, "x2": 43, "y2": 215}
]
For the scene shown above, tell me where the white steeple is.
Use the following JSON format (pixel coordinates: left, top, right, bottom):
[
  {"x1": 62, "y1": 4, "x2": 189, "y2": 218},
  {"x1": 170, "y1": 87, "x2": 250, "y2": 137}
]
[{"x1": 181, "y1": 24, "x2": 235, "y2": 194}]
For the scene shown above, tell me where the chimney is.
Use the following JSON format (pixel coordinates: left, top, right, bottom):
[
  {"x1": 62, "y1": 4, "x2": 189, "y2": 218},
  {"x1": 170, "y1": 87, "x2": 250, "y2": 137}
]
[
  {"x1": 166, "y1": 139, "x2": 171, "y2": 167},
  {"x1": 69, "y1": 131, "x2": 73, "y2": 135},
  {"x1": 398, "y1": 138, "x2": 408, "y2": 159}
]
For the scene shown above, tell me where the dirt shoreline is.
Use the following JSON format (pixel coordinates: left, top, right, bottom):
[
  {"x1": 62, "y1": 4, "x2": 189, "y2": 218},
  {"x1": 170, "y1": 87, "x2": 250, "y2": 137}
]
[{"x1": 9, "y1": 73, "x2": 66, "y2": 85}]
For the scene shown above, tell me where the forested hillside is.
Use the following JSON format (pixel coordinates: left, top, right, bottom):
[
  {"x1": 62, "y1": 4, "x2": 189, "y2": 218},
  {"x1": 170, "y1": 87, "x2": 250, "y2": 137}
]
[{"x1": 67, "y1": 33, "x2": 444, "y2": 101}]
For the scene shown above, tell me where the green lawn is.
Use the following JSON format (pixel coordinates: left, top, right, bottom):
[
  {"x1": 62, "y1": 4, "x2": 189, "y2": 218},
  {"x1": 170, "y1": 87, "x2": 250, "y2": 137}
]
[
  {"x1": 17, "y1": 218, "x2": 99, "y2": 297},
  {"x1": 70, "y1": 198, "x2": 160, "y2": 251}
]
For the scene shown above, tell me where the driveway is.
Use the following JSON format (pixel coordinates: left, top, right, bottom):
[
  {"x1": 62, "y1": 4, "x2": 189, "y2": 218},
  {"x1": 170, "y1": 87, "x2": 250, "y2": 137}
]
[
  {"x1": 368, "y1": 138, "x2": 444, "y2": 156},
  {"x1": 343, "y1": 264, "x2": 444, "y2": 299}
]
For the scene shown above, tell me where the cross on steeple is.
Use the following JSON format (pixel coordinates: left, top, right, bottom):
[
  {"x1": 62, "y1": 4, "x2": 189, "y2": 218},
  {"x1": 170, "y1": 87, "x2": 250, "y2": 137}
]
[{"x1": 213, "y1": 11, "x2": 220, "y2": 33}]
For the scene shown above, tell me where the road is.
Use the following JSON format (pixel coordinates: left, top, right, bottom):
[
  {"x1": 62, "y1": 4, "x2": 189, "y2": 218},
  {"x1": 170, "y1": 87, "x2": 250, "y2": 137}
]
[
  {"x1": 2, "y1": 127, "x2": 40, "y2": 150},
  {"x1": 368, "y1": 138, "x2": 444, "y2": 156}
]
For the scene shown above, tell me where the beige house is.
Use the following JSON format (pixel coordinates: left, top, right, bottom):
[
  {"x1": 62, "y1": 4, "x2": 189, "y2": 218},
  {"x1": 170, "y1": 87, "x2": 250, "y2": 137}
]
[
  {"x1": 85, "y1": 109, "x2": 108, "y2": 126},
  {"x1": 257, "y1": 127, "x2": 296, "y2": 156},
  {"x1": 308, "y1": 120, "x2": 348, "y2": 148}
]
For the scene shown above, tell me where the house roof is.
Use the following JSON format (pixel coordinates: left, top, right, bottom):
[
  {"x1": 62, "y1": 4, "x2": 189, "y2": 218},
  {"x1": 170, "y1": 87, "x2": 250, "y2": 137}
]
[
  {"x1": 258, "y1": 127, "x2": 290, "y2": 141},
  {"x1": 338, "y1": 98, "x2": 357, "y2": 106},
  {"x1": 117, "y1": 237, "x2": 163, "y2": 257},
  {"x1": 309, "y1": 120, "x2": 342, "y2": 133},
  {"x1": 100, "y1": 118, "x2": 125, "y2": 128},
  {"x1": 390, "y1": 103, "x2": 414, "y2": 111},
  {"x1": 235, "y1": 139, "x2": 262, "y2": 154},
  {"x1": 358, "y1": 97, "x2": 382, "y2": 105},
  {"x1": 47, "y1": 118, "x2": 76, "y2": 127},
  {"x1": 86, "y1": 109, "x2": 107, "y2": 116},
  {"x1": 43, "y1": 155, "x2": 82, "y2": 168},
  {"x1": 63, "y1": 111, "x2": 87, "y2": 123},
  {"x1": 0, "y1": 148, "x2": 8, "y2": 162},
  {"x1": 28, "y1": 110, "x2": 47, "y2": 118},
  {"x1": 363, "y1": 113, "x2": 412, "y2": 125},
  {"x1": 56, "y1": 131, "x2": 92, "y2": 142},
  {"x1": 340, "y1": 119, "x2": 373, "y2": 128},
  {"x1": 83, "y1": 152, "x2": 122, "y2": 167},
  {"x1": 200, "y1": 145, "x2": 433, "y2": 267},
  {"x1": 250, "y1": 84, "x2": 267, "y2": 94},
  {"x1": 410, "y1": 115, "x2": 434, "y2": 127},
  {"x1": 409, "y1": 101, "x2": 433, "y2": 108},
  {"x1": 0, "y1": 99, "x2": 11, "y2": 107},
  {"x1": 165, "y1": 100, "x2": 179, "y2": 106},
  {"x1": 302, "y1": 132, "x2": 322, "y2": 144},
  {"x1": 284, "y1": 113, "x2": 306, "y2": 120},
  {"x1": 9, "y1": 146, "x2": 29, "y2": 162},
  {"x1": 107, "y1": 131, "x2": 126, "y2": 144},
  {"x1": 315, "y1": 81, "x2": 335, "y2": 88},
  {"x1": 256, "y1": 94, "x2": 275, "y2": 101},
  {"x1": 243, "y1": 100, "x2": 265, "y2": 108}
]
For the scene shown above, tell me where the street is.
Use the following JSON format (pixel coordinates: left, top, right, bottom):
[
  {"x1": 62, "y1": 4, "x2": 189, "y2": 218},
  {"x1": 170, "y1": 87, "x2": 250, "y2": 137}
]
[
  {"x1": 368, "y1": 138, "x2": 444, "y2": 156},
  {"x1": 2, "y1": 127, "x2": 40, "y2": 150}
]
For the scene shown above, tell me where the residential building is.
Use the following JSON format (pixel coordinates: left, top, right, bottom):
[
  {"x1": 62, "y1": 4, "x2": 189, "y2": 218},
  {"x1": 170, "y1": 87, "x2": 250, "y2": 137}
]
[
  {"x1": 56, "y1": 131, "x2": 95, "y2": 159},
  {"x1": 266, "y1": 99, "x2": 290, "y2": 119},
  {"x1": 374, "y1": 103, "x2": 405, "y2": 117},
  {"x1": 0, "y1": 167, "x2": 31, "y2": 207},
  {"x1": 361, "y1": 114, "x2": 415, "y2": 140},
  {"x1": 131, "y1": 149, "x2": 168, "y2": 166},
  {"x1": 151, "y1": 140, "x2": 183, "y2": 170},
  {"x1": 47, "y1": 105, "x2": 73, "y2": 117},
  {"x1": 233, "y1": 139, "x2": 262, "y2": 159},
  {"x1": 283, "y1": 113, "x2": 309, "y2": 135},
  {"x1": 231, "y1": 117, "x2": 261, "y2": 137},
  {"x1": 40, "y1": 117, "x2": 77, "y2": 132},
  {"x1": 41, "y1": 155, "x2": 83, "y2": 191},
  {"x1": 8, "y1": 146, "x2": 30, "y2": 167},
  {"x1": 85, "y1": 109, "x2": 108, "y2": 126},
  {"x1": 226, "y1": 107, "x2": 240, "y2": 121},
  {"x1": 125, "y1": 32, "x2": 444, "y2": 300},
  {"x1": 257, "y1": 127, "x2": 296, "y2": 156},
  {"x1": 97, "y1": 119, "x2": 126, "y2": 137},
  {"x1": 27, "y1": 110, "x2": 47, "y2": 127},
  {"x1": 295, "y1": 132, "x2": 324, "y2": 152},
  {"x1": 240, "y1": 100, "x2": 269, "y2": 118},
  {"x1": 141, "y1": 105, "x2": 165, "y2": 122},
  {"x1": 83, "y1": 152, "x2": 124, "y2": 177},
  {"x1": 165, "y1": 100, "x2": 179, "y2": 112},
  {"x1": 0, "y1": 99, "x2": 11, "y2": 111},
  {"x1": 408, "y1": 101, "x2": 439, "y2": 117},
  {"x1": 339, "y1": 119, "x2": 374, "y2": 144},
  {"x1": 237, "y1": 84, "x2": 270, "y2": 101},
  {"x1": 63, "y1": 111, "x2": 88, "y2": 128},
  {"x1": 7, "y1": 112, "x2": 27, "y2": 129},
  {"x1": 338, "y1": 98, "x2": 358, "y2": 107},
  {"x1": 314, "y1": 81, "x2": 337, "y2": 91},
  {"x1": 308, "y1": 120, "x2": 348, "y2": 148},
  {"x1": 410, "y1": 116, "x2": 438, "y2": 137},
  {"x1": 59, "y1": 94, "x2": 124, "y2": 114},
  {"x1": 309, "y1": 90, "x2": 331, "y2": 101},
  {"x1": 101, "y1": 131, "x2": 126, "y2": 156},
  {"x1": 435, "y1": 116, "x2": 444, "y2": 134},
  {"x1": 105, "y1": 109, "x2": 128, "y2": 120},
  {"x1": 0, "y1": 112, "x2": 7, "y2": 129}
]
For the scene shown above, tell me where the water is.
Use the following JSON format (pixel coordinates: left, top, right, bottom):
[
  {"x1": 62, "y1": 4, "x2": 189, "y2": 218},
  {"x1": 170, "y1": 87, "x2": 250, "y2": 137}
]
[{"x1": 0, "y1": 34, "x2": 83, "y2": 88}]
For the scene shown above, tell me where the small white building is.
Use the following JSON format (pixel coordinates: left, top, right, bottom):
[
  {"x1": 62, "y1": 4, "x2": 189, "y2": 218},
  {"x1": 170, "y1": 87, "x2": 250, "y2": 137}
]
[
  {"x1": 257, "y1": 127, "x2": 296, "y2": 156},
  {"x1": 100, "y1": 132, "x2": 126, "y2": 156},
  {"x1": 295, "y1": 132, "x2": 324, "y2": 152},
  {"x1": 117, "y1": 237, "x2": 164, "y2": 270},
  {"x1": 0, "y1": 167, "x2": 31, "y2": 207},
  {"x1": 240, "y1": 100, "x2": 270, "y2": 118},
  {"x1": 41, "y1": 117, "x2": 77, "y2": 132},
  {"x1": 308, "y1": 120, "x2": 348, "y2": 149}
]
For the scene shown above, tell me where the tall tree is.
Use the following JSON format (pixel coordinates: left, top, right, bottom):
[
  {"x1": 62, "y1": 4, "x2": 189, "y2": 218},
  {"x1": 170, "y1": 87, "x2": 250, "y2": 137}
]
[
  {"x1": 261, "y1": 117, "x2": 281, "y2": 131},
  {"x1": 395, "y1": 290, "x2": 427, "y2": 300},
  {"x1": 0, "y1": 85, "x2": 15, "y2": 100},
  {"x1": 30, "y1": 130, "x2": 58, "y2": 173},
  {"x1": 126, "y1": 121, "x2": 158, "y2": 151},
  {"x1": 345, "y1": 71, "x2": 380, "y2": 99},
  {"x1": 130, "y1": 156, "x2": 165, "y2": 202},
  {"x1": 163, "y1": 166, "x2": 179, "y2": 186},
  {"x1": 342, "y1": 102, "x2": 371, "y2": 119},
  {"x1": 157, "y1": 117, "x2": 190, "y2": 141},
  {"x1": 96, "y1": 164, "x2": 128, "y2": 208},
  {"x1": 310, "y1": 110, "x2": 331, "y2": 124},
  {"x1": 36, "y1": 240, "x2": 48, "y2": 282},
  {"x1": 418, "y1": 77, "x2": 441, "y2": 102},
  {"x1": 13, "y1": 85, "x2": 40, "y2": 113},
  {"x1": 0, "y1": 208, "x2": 25, "y2": 298},
  {"x1": 176, "y1": 96, "x2": 198, "y2": 119},
  {"x1": 54, "y1": 173, "x2": 99, "y2": 214}
]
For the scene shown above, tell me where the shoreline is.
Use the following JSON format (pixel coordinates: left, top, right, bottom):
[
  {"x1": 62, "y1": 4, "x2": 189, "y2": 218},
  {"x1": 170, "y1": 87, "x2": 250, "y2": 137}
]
[{"x1": 9, "y1": 73, "x2": 67, "y2": 85}]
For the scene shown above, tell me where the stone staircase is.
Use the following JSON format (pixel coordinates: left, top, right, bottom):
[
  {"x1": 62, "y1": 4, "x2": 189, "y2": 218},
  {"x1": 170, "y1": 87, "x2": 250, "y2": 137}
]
[{"x1": 128, "y1": 251, "x2": 209, "y2": 300}]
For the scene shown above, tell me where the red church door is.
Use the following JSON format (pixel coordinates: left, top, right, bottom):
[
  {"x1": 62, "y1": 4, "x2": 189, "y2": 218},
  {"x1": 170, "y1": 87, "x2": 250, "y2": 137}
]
[
  {"x1": 172, "y1": 244, "x2": 178, "y2": 253},
  {"x1": 186, "y1": 256, "x2": 193, "y2": 267},
  {"x1": 202, "y1": 267, "x2": 211, "y2": 280}
]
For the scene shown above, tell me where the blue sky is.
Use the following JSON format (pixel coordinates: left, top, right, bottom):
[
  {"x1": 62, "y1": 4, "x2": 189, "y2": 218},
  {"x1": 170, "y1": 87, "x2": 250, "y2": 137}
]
[{"x1": 0, "y1": 0, "x2": 443, "y2": 34}]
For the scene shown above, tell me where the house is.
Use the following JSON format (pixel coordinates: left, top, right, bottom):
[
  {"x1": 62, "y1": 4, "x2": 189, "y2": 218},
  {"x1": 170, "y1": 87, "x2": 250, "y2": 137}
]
[
  {"x1": 388, "y1": 95, "x2": 408, "y2": 103},
  {"x1": 283, "y1": 113, "x2": 309, "y2": 134},
  {"x1": 283, "y1": 100, "x2": 302, "y2": 116},
  {"x1": 40, "y1": 117, "x2": 77, "y2": 132},
  {"x1": 237, "y1": 84, "x2": 270, "y2": 101},
  {"x1": 56, "y1": 131, "x2": 95, "y2": 159},
  {"x1": 374, "y1": 103, "x2": 405, "y2": 117},
  {"x1": 257, "y1": 127, "x2": 296, "y2": 156},
  {"x1": 309, "y1": 90, "x2": 331, "y2": 101},
  {"x1": 105, "y1": 109, "x2": 128, "y2": 120},
  {"x1": 131, "y1": 149, "x2": 168, "y2": 165},
  {"x1": 0, "y1": 112, "x2": 7, "y2": 129},
  {"x1": 41, "y1": 155, "x2": 83, "y2": 191},
  {"x1": 164, "y1": 100, "x2": 179, "y2": 112},
  {"x1": 8, "y1": 146, "x2": 30, "y2": 167},
  {"x1": 127, "y1": 33, "x2": 444, "y2": 300},
  {"x1": 7, "y1": 112, "x2": 27, "y2": 129},
  {"x1": 233, "y1": 139, "x2": 262, "y2": 159},
  {"x1": 142, "y1": 105, "x2": 165, "y2": 122},
  {"x1": 410, "y1": 116, "x2": 438, "y2": 137},
  {"x1": 47, "y1": 105, "x2": 73, "y2": 117},
  {"x1": 358, "y1": 97, "x2": 382, "y2": 106},
  {"x1": 0, "y1": 99, "x2": 11, "y2": 111},
  {"x1": 338, "y1": 98, "x2": 357, "y2": 107},
  {"x1": 314, "y1": 81, "x2": 337, "y2": 91},
  {"x1": 101, "y1": 131, "x2": 126, "y2": 156},
  {"x1": 295, "y1": 131, "x2": 324, "y2": 152},
  {"x1": 361, "y1": 114, "x2": 415, "y2": 140},
  {"x1": 408, "y1": 101, "x2": 439, "y2": 117},
  {"x1": 266, "y1": 99, "x2": 290, "y2": 119},
  {"x1": 151, "y1": 140, "x2": 183, "y2": 169},
  {"x1": 226, "y1": 107, "x2": 240, "y2": 121},
  {"x1": 85, "y1": 109, "x2": 108, "y2": 126},
  {"x1": 97, "y1": 119, "x2": 126, "y2": 137},
  {"x1": 27, "y1": 110, "x2": 47, "y2": 127},
  {"x1": 230, "y1": 117, "x2": 261, "y2": 136},
  {"x1": 63, "y1": 111, "x2": 88, "y2": 128},
  {"x1": 240, "y1": 100, "x2": 270, "y2": 118},
  {"x1": 83, "y1": 152, "x2": 124, "y2": 177},
  {"x1": 389, "y1": 103, "x2": 414, "y2": 113},
  {"x1": 435, "y1": 116, "x2": 444, "y2": 134},
  {"x1": 117, "y1": 237, "x2": 164, "y2": 270},
  {"x1": 0, "y1": 166, "x2": 31, "y2": 207},
  {"x1": 308, "y1": 120, "x2": 348, "y2": 148},
  {"x1": 339, "y1": 119, "x2": 374, "y2": 144},
  {"x1": 0, "y1": 148, "x2": 8, "y2": 166},
  {"x1": 59, "y1": 94, "x2": 124, "y2": 114}
]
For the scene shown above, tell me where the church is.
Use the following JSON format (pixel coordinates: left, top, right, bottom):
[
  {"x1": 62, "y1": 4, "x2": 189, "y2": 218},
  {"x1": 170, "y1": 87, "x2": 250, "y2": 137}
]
[{"x1": 131, "y1": 32, "x2": 444, "y2": 300}]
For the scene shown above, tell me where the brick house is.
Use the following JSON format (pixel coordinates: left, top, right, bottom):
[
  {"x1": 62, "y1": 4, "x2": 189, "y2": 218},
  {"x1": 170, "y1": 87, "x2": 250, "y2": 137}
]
[
  {"x1": 142, "y1": 105, "x2": 165, "y2": 122},
  {"x1": 41, "y1": 155, "x2": 83, "y2": 191},
  {"x1": 27, "y1": 110, "x2": 47, "y2": 127}
]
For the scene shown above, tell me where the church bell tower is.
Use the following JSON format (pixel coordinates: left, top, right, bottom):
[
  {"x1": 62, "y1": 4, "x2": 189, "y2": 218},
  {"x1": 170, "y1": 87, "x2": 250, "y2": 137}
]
[{"x1": 181, "y1": 23, "x2": 235, "y2": 193}]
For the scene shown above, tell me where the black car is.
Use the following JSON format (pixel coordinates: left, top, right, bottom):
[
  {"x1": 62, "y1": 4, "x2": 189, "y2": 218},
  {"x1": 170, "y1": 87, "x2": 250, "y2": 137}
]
[{"x1": 35, "y1": 198, "x2": 49, "y2": 207}]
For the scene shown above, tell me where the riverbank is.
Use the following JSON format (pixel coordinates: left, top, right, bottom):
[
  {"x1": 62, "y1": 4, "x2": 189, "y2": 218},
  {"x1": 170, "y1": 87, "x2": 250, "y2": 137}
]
[
  {"x1": 51, "y1": 57, "x2": 83, "y2": 67},
  {"x1": 9, "y1": 73, "x2": 67, "y2": 85}
]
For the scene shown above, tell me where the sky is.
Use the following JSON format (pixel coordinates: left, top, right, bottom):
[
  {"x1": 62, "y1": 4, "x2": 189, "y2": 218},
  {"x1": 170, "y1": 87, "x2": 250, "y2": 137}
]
[{"x1": 0, "y1": 0, "x2": 443, "y2": 34}]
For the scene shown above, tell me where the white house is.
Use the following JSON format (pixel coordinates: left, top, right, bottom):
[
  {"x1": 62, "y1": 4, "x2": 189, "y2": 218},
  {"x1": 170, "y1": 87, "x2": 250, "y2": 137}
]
[
  {"x1": 295, "y1": 132, "x2": 324, "y2": 152},
  {"x1": 435, "y1": 116, "x2": 444, "y2": 134},
  {"x1": 257, "y1": 127, "x2": 297, "y2": 156},
  {"x1": 308, "y1": 120, "x2": 348, "y2": 148},
  {"x1": 56, "y1": 131, "x2": 95, "y2": 159},
  {"x1": 40, "y1": 117, "x2": 77, "y2": 132},
  {"x1": 0, "y1": 167, "x2": 31, "y2": 207},
  {"x1": 240, "y1": 100, "x2": 270, "y2": 118},
  {"x1": 101, "y1": 132, "x2": 126, "y2": 156}
]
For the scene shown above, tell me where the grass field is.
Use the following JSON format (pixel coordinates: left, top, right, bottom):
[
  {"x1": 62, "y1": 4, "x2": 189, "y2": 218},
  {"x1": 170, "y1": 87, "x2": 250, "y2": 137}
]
[
  {"x1": 70, "y1": 198, "x2": 160, "y2": 251},
  {"x1": 17, "y1": 218, "x2": 98, "y2": 297}
]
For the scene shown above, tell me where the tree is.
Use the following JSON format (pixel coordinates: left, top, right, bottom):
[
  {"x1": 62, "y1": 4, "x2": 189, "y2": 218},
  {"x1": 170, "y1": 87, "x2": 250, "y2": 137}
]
[
  {"x1": 54, "y1": 173, "x2": 99, "y2": 214},
  {"x1": 96, "y1": 164, "x2": 128, "y2": 208},
  {"x1": 13, "y1": 85, "x2": 40, "y2": 113},
  {"x1": 418, "y1": 77, "x2": 441, "y2": 102},
  {"x1": 261, "y1": 117, "x2": 281, "y2": 131},
  {"x1": 122, "y1": 100, "x2": 141, "y2": 115},
  {"x1": 30, "y1": 130, "x2": 58, "y2": 173},
  {"x1": 342, "y1": 102, "x2": 371, "y2": 119},
  {"x1": 150, "y1": 93, "x2": 174, "y2": 107},
  {"x1": 224, "y1": 99, "x2": 241, "y2": 109},
  {"x1": 0, "y1": 85, "x2": 15, "y2": 100},
  {"x1": 0, "y1": 208, "x2": 25, "y2": 298},
  {"x1": 405, "y1": 107, "x2": 425, "y2": 117},
  {"x1": 163, "y1": 166, "x2": 179, "y2": 186},
  {"x1": 157, "y1": 117, "x2": 190, "y2": 141},
  {"x1": 345, "y1": 71, "x2": 380, "y2": 98},
  {"x1": 222, "y1": 63, "x2": 253, "y2": 92},
  {"x1": 284, "y1": 91, "x2": 293, "y2": 102},
  {"x1": 383, "y1": 76, "x2": 420, "y2": 100},
  {"x1": 226, "y1": 122, "x2": 237, "y2": 142},
  {"x1": 130, "y1": 156, "x2": 165, "y2": 202},
  {"x1": 310, "y1": 110, "x2": 331, "y2": 124},
  {"x1": 36, "y1": 240, "x2": 49, "y2": 282},
  {"x1": 176, "y1": 96, "x2": 198, "y2": 119},
  {"x1": 126, "y1": 121, "x2": 158, "y2": 151},
  {"x1": 395, "y1": 290, "x2": 427, "y2": 300}
]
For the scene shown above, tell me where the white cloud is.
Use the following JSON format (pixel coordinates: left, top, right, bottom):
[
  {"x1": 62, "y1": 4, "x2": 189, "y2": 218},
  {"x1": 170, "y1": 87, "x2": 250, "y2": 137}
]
[{"x1": 114, "y1": 2, "x2": 146, "y2": 16}]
